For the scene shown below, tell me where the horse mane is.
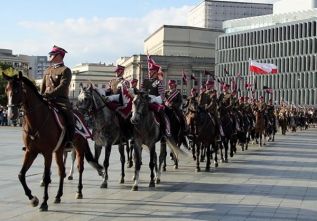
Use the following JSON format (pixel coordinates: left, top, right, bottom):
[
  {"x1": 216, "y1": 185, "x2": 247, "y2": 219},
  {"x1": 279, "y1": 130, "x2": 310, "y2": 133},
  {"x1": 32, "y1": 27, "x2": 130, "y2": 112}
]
[{"x1": 21, "y1": 76, "x2": 44, "y2": 101}]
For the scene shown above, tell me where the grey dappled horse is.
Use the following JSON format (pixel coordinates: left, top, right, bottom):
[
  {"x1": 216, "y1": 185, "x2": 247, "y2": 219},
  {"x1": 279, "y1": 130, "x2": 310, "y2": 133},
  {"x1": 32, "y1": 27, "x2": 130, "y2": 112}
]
[
  {"x1": 130, "y1": 92, "x2": 185, "y2": 190},
  {"x1": 77, "y1": 85, "x2": 133, "y2": 188}
]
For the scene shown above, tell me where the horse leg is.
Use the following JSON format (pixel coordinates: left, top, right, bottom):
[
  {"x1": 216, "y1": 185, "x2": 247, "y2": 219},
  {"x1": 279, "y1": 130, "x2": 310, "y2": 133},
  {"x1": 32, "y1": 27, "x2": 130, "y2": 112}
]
[
  {"x1": 149, "y1": 145, "x2": 156, "y2": 188},
  {"x1": 119, "y1": 142, "x2": 125, "y2": 184},
  {"x1": 54, "y1": 149, "x2": 66, "y2": 205},
  {"x1": 18, "y1": 151, "x2": 39, "y2": 207},
  {"x1": 94, "y1": 144, "x2": 102, "y2": 162},
  {"x1": 200, "y1": 145, "x2": 205, "y2": 162},
  {"x1": 132, "y1": 143, "x2": 142, "y2": 191},
  {"x1": 191, "y1": 137, "x2": 196, "y2": 161},
  {"x1": 159, "y1": 138, "x2": 167, "y2": 174},
  {"x1": 68, "y1": 149, "x2": 76, "y2": 180},
  {"x1": 259, "y1": 132, "x2": 262, "y2": 147},
  {"x1": 205, "y1": 144, "x2": 211, "y2": 172},
  {"x1": 127, "y1": 139, "x2": 134, "y2": 168},
  {"x1": 212, "y1": 141, "x2": 218, "y2": 168},
  {"x1": 39, "y1": 153, "x2": 53, "y2": 211},
  {"x1": 100, "y1": 144, "x2": 111, "y2": 188},
  {"x1": 74, "y1": 146, "x2": 84, "y2": 199},
  {"x1": 157, "y1": 141, "x2": 166, "y2": 184},
  {"x1": 224, "y1": 140, "x2": 229, "y2": 163},
  {"x1": 195, "y1": 142, "x2": 201, "y2": 172}
]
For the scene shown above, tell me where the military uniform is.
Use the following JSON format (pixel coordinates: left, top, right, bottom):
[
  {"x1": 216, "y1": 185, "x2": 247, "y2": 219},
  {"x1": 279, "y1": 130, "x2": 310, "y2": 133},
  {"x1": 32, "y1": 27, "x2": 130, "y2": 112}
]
[{"x1": 41, "y1": 62, "x2": 75, "y2": 144}]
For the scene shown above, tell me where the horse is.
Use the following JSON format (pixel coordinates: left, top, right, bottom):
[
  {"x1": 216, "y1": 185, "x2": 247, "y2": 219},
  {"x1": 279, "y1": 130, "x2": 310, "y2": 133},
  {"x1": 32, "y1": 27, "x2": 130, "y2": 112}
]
[
  {"x1": 130, "y1": 92, "x2": 185, "y2": 190},
  {"x1": 3, "y1": 72, "x2": 103, "y2": 211},
  {"x1": 184, "y1": 105, "x2": 218, "y2": 172},
  {"x1": 218, "y1": 106, "x2": 235, "y2": 162},
  {"x1": 254, "y1": 108, "x2": 267, "y2": 146},
  {"x1": 77, "y1": 85, "x2": 133, "y2": 188},
  {"x1": 278, "y1": 110, "x2": 288, "y2": 135}
]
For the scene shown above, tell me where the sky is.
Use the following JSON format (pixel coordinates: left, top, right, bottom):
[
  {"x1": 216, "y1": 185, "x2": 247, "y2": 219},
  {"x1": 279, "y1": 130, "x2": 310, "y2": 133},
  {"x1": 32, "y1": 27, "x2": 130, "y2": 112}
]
[{"x1": 0, "y1": 0, "x2": 278, "y2": 67}]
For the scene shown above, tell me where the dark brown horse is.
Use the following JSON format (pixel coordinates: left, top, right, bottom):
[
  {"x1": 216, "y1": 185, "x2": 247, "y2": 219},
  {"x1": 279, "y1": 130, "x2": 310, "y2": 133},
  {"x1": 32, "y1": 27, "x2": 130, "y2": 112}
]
[
  {"x1": 3, "y1": 72, "x2": 103, "y2": 211},
  {"x1": 254, "y1": 109, "x2": 266, "y2": 146}
]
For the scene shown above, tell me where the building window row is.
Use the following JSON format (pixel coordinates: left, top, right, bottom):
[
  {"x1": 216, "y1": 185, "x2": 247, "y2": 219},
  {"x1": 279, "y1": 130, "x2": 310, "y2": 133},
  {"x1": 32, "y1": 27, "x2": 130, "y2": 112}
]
[
  {"x1": 217, "y1": 21, "x2": 317, "y2": 50},
  {"x1": 217, "y1": 39, "x2": 317, "y2": 63}
]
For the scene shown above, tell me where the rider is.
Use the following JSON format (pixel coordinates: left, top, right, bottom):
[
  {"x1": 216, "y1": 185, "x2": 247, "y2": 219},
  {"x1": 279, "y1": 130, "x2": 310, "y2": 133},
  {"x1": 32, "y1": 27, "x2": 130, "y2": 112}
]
[
  {"x1": 128, "y1": 78, "x2": 139, "y2": 98},
  {"x1": 198, "y1": 79, "x2": 224, "y2": 137},
  {"x1": 106, "y1": 65, "x2": 130, "y2": 105},
  {"x1": 141, "y1": 63, "x2": 170, "y2": 137},
  {"x1": 41, "y1": 45, "x2": 75, "y2": 148},
  {"x1": 183, "y1": 88, "x2": 199, "y2": 135},
  {"x1": 165, "y1": 80, "x2": 186, "y2": 133}
]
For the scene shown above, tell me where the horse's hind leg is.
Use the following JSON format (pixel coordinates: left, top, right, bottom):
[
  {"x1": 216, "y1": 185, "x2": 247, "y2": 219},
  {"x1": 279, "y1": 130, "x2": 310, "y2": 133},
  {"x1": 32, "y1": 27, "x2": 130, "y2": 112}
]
[
  {"x1": 39, "y1": 153, "x2": 54, "y2": 211},
  {"x1": 94, "y1": 144, "x2": 102, "y2": 162},
  {"x1": 68, "y1": 149, "x2": 76, "y2": 180},
  {"x1": 132, "y1": 143, "x2": 142, "y2": 191},
  {"x1": 100, "y1": 144, "x2": 111, "y2": 188},
  {"x1": 18, "y1": 151, "x2": 39, "y2": 207},
  {"x1": 75, "y1": 147, "x2": 84, "y2": 199},
  {"x1": 127, "y1": 139, "x2": 134, "y2": 168},
  {"x1": 159, "y1": 138, "x2": 167, "y2": 172},
  {"x1": 54, "y1": 149, "x2": 66, "y2": 205},
  {"x1": 119, "y1": 143, "x2": 125, "y2": 184}
]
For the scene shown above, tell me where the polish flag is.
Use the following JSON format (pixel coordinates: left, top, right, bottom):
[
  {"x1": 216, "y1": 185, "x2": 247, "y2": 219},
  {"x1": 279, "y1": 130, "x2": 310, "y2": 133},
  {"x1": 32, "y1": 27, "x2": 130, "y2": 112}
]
[{"x1": 249, "y1": 60, "x2": 278, "y2": 74}]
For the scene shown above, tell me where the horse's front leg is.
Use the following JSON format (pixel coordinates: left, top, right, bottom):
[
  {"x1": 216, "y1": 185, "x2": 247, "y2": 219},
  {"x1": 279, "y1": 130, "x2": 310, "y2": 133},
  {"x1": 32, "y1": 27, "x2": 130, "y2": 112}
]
[
  {"x1": 212, "y1": 141, "x2": 218, "y2": 168},
  {"x1": 149, "y1": 144, "x2": 156, "y2": 188},
  {"x1": 118, "y1": 142, "x2": 125, "y2": 184},
  {"x1": 54, "y1": 149, "x2": 66, "y2": 205},
  {"x1": 74, "y1": 147, "x2": 84, "y2": 199},
  {"x1": 100, "y1": 144, "x2": 111, "y2": 188},
  {"x1": 195, "y1": 142, "x2": 201, "y2": 172},
  {"x1": 127, "y1": 139, "x2": 134, "y2": 168},
  {"x1": 18, "y1": 151, "x2": 39, "y2": 207},
  {"x1": 205, "y1": 144, "x2": 211, "y2": 172},
  {"x1": 94, "y1": 144, "x2": 102, "y2": 162},
  {"x1": 132, "y1": 143, "x2": 142, "y2": 191}
]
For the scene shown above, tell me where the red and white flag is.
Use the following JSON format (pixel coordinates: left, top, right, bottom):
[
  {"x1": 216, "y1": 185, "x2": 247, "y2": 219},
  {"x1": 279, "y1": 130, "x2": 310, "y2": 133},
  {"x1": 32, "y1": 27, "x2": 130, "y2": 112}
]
[{"x1": 249, "y1": 60, "x2": 278, "y2": 74}]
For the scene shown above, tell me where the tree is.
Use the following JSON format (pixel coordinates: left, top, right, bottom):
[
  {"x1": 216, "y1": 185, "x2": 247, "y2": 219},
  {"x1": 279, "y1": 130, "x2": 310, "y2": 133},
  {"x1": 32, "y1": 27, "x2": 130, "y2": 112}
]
[{"x1": 0, "y1": 62, "x2": 13, "y2": 106}]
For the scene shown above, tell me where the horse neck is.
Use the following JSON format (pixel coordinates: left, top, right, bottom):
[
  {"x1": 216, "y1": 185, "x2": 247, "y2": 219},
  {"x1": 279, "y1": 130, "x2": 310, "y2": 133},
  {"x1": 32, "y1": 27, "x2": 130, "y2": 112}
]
[
  {"x1": 22, "y1": 84, "x2": 49, "y2": 127},
  {"x1": 92, "y1": 91, "x2": 114, "y2": 126}
]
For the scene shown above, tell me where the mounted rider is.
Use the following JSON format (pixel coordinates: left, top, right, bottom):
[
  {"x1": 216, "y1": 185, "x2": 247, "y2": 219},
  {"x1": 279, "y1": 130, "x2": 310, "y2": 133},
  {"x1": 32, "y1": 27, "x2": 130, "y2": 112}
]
[
  {"x1": 183, "y1": 88, "x2": 199, "y2": 135},
  {"x1": 41, "y1": 45, "x2": 74, "y2": 148},
  {"x1": 198, "y1": 79, "x2": 224, "y2": 136},
  {"x1": 128, "y1": 78, "x2": 139, "y2": 98},
  {"x1": 140, "y1": 63, "x2": 171, "y2": 136},
  {"x1": 106, "y1": 65, "x2": 130, "y2": 105}
]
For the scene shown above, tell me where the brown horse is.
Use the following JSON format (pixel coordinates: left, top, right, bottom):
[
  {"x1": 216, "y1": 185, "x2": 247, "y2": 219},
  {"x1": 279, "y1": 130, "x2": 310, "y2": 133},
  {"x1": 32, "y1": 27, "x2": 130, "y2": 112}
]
[
  {"x1": 4, "y1": 72, "x2": 103, "y2": 211},
  {"x1": 254, "y1": 109, "x2": 266, "y2": 146}
]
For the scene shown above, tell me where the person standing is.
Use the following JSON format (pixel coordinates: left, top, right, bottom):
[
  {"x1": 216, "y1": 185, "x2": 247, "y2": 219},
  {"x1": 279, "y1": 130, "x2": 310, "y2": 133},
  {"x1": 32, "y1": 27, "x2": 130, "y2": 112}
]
[{"x1": 41, "y1": 45, "x2": 74, "y2": 147}]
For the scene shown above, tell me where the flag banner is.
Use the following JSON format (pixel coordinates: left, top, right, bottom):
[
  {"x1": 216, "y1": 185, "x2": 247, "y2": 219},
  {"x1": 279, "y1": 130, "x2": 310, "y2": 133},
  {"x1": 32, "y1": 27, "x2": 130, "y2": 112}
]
[
  {"x1": 190, "y1": 74, "x2": 197, "y2": 81},
  {"x1": 249, "y1": 60, "x2": 278, "y2": 74},
  {"x1": 182, "y1": 72, "x2": 188, "y2": 85},
  {"x1": 147, "y1": 54, "x2": 157, "y2": 71}
]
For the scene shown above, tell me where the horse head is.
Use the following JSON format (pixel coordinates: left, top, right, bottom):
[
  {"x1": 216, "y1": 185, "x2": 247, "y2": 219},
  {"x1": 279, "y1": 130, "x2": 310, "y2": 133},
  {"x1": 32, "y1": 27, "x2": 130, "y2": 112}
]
[
  {"x1": 77, "y1": 84, "x2": 94, "y2": 115},
  {"x1": 3, "y1": 71, "x2": 24, "y2": 120},
  {"x1": 130, "y1": 91, "x2": 150, "y2": 125}
]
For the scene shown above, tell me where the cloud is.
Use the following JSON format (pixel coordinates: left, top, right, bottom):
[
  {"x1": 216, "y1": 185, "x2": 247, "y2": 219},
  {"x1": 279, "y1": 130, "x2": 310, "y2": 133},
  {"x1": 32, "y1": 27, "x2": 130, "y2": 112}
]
[{"x1": 12, "y1": 5, "x2": 192, "y2": 67}]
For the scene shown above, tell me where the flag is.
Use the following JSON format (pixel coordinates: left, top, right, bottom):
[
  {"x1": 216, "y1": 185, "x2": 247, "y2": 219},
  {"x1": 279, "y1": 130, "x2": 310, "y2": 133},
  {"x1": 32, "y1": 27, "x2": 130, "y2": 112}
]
[
  {"x1": 182, "y1": 72, "x2": 188, "y2": 85},
  {"x1": 190, "y1": 74, "x2": 197, "y2": 81},
  {"x1": 249, "y1": 60, "x2": 278, "y2": 74},
  {"x1": 147, "y1": 53, "x2": 156, "y2": 71},
  {"x1": 224, "y1": 68, "x2": 230, "y2": 75}
]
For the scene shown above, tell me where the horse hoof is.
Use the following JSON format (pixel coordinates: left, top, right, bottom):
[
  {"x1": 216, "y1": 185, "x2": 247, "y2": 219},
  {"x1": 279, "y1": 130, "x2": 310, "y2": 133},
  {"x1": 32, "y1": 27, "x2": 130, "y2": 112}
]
[
  {"x1": 205, "y1": 167, "x2": 210, "y2": 172},
  {"x1": 214, "y1": 162, "x2": 218, "y2": 168},
  {"x1": 263, "y1": 143, "x2": 266, "y2": 146},
  {"x1": 224, "y1": 159, "x2": 228, "y2": 163},
  {"x1": 30, "y1": 196, "x2": 39, "y2": 207},
  {"x1": 174, "y1": 165, "x2": 178, "y2": 170},
  {"x1": 193, "y1": 156, "x2": 196, "y2": 161},
  {"x1": 54, "y1": 197, "x2": 61, "y2": 204},
  {"x1": 100, "y1": 182, "x2": 108, "y2": 188},
  {"x1": 230, "y1": 153, "x2": 234, "y2": 158},
  {"x1": 39, "y1": 203, "x2": 48, "y2": 212},
  {"x1": 127, "y1": 162, "x2": 133, "y2": 168},
  {"x1": 119, "y1": 178, "x2": 124, "y2": 184},
  {"x1": 76, "y1": 192, "x2": 83, "y2": 199},
  {"x1": 131, "y1": 185, "x2": 138, "y2": 191},
  {"x1": 149, "y1": 181, "x2": 155, "y2": 188},
  {"x1": 221, "y1": 159, "x2": 225, "y2": 163},
  {"x1": 156, "y1": 178, "x2": 161, "y2": 184},
  {"x1": 40, "y1": 180, "x2": 45, "y2": 187},
  {"x1": 68, "y1": 176, "x2": 73, "y2": 180},
  {"x1": 195, "y1": 168, "x2": 201, "y2": 172},
  {"x1": 163, "y1": 167, "x2": 166, "y2": 172}
]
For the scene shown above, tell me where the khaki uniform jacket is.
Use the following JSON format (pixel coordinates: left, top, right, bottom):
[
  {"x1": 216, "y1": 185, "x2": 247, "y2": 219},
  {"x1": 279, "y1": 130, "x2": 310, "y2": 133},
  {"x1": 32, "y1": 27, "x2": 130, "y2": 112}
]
[
  {"x1": 41, "y1": 65, "x2": 72, "y2": 108},
  {"x1": 198, "y1": 89, "x2": 217, "y2": 113}
]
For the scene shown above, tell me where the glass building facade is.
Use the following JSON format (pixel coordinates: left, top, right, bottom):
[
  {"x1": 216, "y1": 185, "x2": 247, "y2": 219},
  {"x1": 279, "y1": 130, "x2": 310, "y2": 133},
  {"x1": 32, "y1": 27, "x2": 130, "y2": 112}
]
[{"x1": 216, "y1": 18, "x2": 317, "y2": 106}]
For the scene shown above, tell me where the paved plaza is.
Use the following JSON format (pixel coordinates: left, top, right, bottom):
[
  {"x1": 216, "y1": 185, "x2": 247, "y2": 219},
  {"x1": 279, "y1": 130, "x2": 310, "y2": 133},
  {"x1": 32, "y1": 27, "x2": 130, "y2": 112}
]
[{"x1": 0, "y1": 126, "x2": 316, "y2": 221}]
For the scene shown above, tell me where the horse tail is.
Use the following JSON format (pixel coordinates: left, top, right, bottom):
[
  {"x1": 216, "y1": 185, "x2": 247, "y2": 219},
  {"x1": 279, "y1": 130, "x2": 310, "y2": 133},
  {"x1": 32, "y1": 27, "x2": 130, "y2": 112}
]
[
  {"x1": 166, "y1": 137, "x2": 187, "y2": 160},
  {"x1": 83, "y1": 139, "x2": 104, "y2": 176}
]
